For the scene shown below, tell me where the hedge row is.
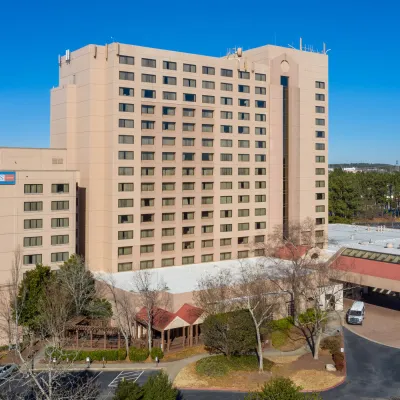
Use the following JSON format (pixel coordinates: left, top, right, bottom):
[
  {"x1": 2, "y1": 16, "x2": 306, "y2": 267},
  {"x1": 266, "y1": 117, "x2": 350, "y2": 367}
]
[
  {"x1": 129, "y1": 347, "x2": 149, "y2": 362},
  {"x1": 46, "y1": 347, "x2": 126, "y2": 361}
]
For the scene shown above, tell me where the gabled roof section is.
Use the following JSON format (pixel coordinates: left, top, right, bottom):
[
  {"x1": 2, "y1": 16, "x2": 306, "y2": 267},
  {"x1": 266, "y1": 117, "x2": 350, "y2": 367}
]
[
  {"x1": 175, "y1": 303, "x2": 203, "y2": 324},
  {"x1": 136, "y1": 307, "x2": 176, "y2": 330}
]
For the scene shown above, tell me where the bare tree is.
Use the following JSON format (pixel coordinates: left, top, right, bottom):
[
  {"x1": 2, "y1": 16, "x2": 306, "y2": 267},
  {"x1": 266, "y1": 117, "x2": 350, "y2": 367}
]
[{"x1": 132, "y1": 270, "x2": 169, "y2": 352}]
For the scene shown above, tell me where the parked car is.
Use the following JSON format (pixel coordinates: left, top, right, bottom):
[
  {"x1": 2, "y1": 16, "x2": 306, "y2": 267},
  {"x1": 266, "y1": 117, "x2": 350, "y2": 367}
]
[
  {"x1": 0, "y1": 364, "x2": 18, "y2": 380},
  {"x1": 346, "y1": 301, "x2": 365, "y2": 325}
]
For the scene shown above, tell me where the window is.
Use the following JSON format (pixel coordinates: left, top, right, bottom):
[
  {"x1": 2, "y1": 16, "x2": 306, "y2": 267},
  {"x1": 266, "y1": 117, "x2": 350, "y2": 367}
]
[
  {"x1": 255, "y1": 168, "x2": 266, "y2": 175},
  {"x1": 162, "y1": 76, "x2": 177, "y2": 86},
  {"x1": 119, "y1": 71, "x2": 134, "y2": 81},
  {"x1": 118, "y1": 214, "x2": 133, "y2": 223},
  {"x1": 221, "y1": 97, "x2": 233, "y2": 105},
  {"x1": 163, "y1": 106, "x2": 175, "y2": 116},
  {"x1": 316, "y1": 131, "x2": 325, "y2": 138},
  {"x1": 238, "y1": 195, "x2": 250, "y2": 203},
  {"x1": 182, "y1": 182, "x2": 195, "y2": 191},
  {"x1": 238, "y1": 209, "x2": 249, "y2": 217},
  {"x1": 220, "y1": 196, "x2": 232, "y2": 204},
  {"x1": 51, "y1": 201, "x2": 69, "y2": 211},
  {"x1": 162, "y1": 243, "x2": 175, "y2": 252},
  {"x1": 316, "y1": 118, "x2": 325, "y2": 126},
  {"x1": 118, "y1": 246, "x2": 132, "y2": 256},
  {"x1": 163, "y1": 60, "x2": 177, "y2": 70},
  {"x1": 182, "y1": 256, "x2": 195, "y2": 265},
  {"x1": 24, "y1": 219, "x2": 43, "y2": 229},
  {"x1": 162, "y1": 152, "x2": 175, "y2": 161},
  {"x1": 182, "y1": 212, "x2": 195, "y2": 220},
  {"x1": 141, "y1": 198, "x2": 154, "y2": 207},
  {"x1": 119, "y1": 87, "x2": 134, "y2": 97},
  {"x1": 24, "y1": 184, "x2": 43, "y2": 194},
  {"x1": 141, "y1": 229, "x2": 154, "y2": 238},
  {"x1": 141, "y1": 183, "x2": 154, "y2": 192},
  {"x1": 183, "y1": 167, "x2": 195, "y2": 176},
  {"x1": 220, "y1": 125, "x2": 232, "y2": 133},
  {"x1": 202, "y1": 168, "x2": 213, "y2": 176},
  {"x1": 255, "y1": 141, "x2": 266, "y2": 148},
  {"x1": 51, "y1": 218, "x2": 69, "y2": 228},
  {"x1": 118, "y1": 199, "x2": 133, "y2": 207},
  {"x1": 162, "y1": 258, "x2": 174, "y2": 267},
  {"x1": 220, "y1": 182, "x2": 232, "y2": 190},
  {"x1": 316, "y1": 193, "x2": 325, "y2": 200},
  {"x1": 221, "y1": 210, "x2": 232, "y2": 218},
  {"x1": 141, "y1": 136, "x2": 154, "y2": 145},
  {"x1": 202, "y1": 124, "x2": 213, "y2": 133},
  {"x1": 255, "y1": 86, "x2": 266, "y2": 95},
  {"x1": 183, "y1": 108, "x2": 195, "y2": 117},
  {"x1": 255, "y1": 221, "x2": 266, "y2": 229},
  {"x1": 51, "y1": 252, "x2": 69, "y2": 262},
  {"x1": 119, "y1": 119, "x2": 134, "y2": 128},
  {"x1": 238, "y1": 85, "x2": 250, "y2": 94},
  {"x1": 183, "y1": 63, "x2": 196, "y2": 73},
  {"x1": 221, "y1": 153, "x2": 232, "y2": 162},
  {"x1": 51, "y1": 235, "x2": 69, "y2": 245},
  {"x1": 238, "y1": 154, "x2": 250, "y2": 162},
  {"x1": 238, "y1": 223, "x2": 249, "y2": 231},
  {"x1": 183, "y1": 123, "x2": 195, "y2": 131},
  {"x1": 255, "y1": 100, "x2": 266, "y2": 108},
  {"x1": 183, "y1": 78, "x2": 196, "y2": 87},
  {"x1": 162, "y1": 228, "x2": 175, "y2": 237},
  {"x1": 141, "y1": 121, "x2": 155, "y2": 130},
  {"x1": 238, "y1": 250, "x2": 249, "y2": 258},
  {"x1": 255, "y1": 73, "x2": 266, "y2": 81},
  {"x1": 238, "y1": 112, "x2": 250, "y2": 120},
  {"x1": 183, "y1": 153, "x2": 195, "y2": 161},
  {"x1": 162, "y1": 167, "x2": 175, "y2": 176},
  {"x1": 221, "y1": 68, "x2": 233, "y2": 77},
  {"x1": 202, "y1": 225, "x2": 213, "y2": 234},
  {"x1": 221, "y1": 111, "x2": 233, "y2": 119},
  {"x1": 238, "y1": 168, "x2": 250, "y2": 175},
  {"x1": 255, "y1": 154, "x2": 266, "y2": 162},
  {"x1": 142, "y1": 58, "x2": 156, "y2": 68},
  {"x1": 182, "y1": 241, "x2": 195, "y2": 250},
  {"x1": 255, "y1": 114, "x2": 266, "y2": 122},
  {"x1": 238, "y1": 140, "x2": 250, "y2": 148},
  {"x1": 141, "y1": 167, "x2": 154, "y2": 176},
  {"x1": 316, "y1": 143, "x2": 325, "y2": 150},
  {"x1": 255, "y1": 208, "x2": 266, "y2": 216},
  {"x1": 118, "y1": 151, "x2": 134, "y2": 160},
  {"x1": 163, "y1": 198, "x2": 175, "y2": 206},
  {"x1": 23, "y1": 236, "x2": 42, "y2": 247},
  {"x1": 315, "y1": 81, "x2": 325, "y2": 89},
  {"x1": 220, "y1": 139, "x2": 232, "y2": 148},
  {"x1": 162, "y1": 183, "x2": 175, "y2": 191},
  {"x1": 23, "y1": 254, "x2": 42, "y2": 265},
  {"x1": 201, "y1": 196, "x2": 213, "y2": 205},
  {"x1": 316, "y1": 205, "x2": 325, "y2": 212},
  {"x1": 255, "y1": 181, "x2": 266, "y2": 189},
  {"x1": 220, "y1": 167, "x2": 232, "y2": 176},
  {"x1": 238, "y1": 181, "x2": 250, "y2": 189},
  {"x1": 202, "y1": 66, "x2": 215, "y2": 75},
  {"x1": 141, "y1": 213, "x2": 154, "y2": 223},
  {"x1": 316, "y1": 168, "x2": 325, "y2": 175},
  {"x1": 202, "y1": 182, "x2": 214, "y2": 190},
  {"x1": 141, "y1": 89, "x2": 156, "y2": 99},
  {"x1": 238, "y1": 71, "x2": 250, "y2": 79},
  {"x1": 221, "y1": 82, "x2": 233, "y2": 91},
  {"x1": 316, "y1": 218, "x2": 325, "y2": 225},
  {"x1": 142, "y1": 74, "x2": 156, "y2": 83},
  {"x1": 163, "y1": 91, "x2": 176, "y2": 100},
  {"x1": 162, "y1": 122, "x2": 175, "y2": 131},
  {"x1": 220, "y1": 224, "x2": 232, "y2": 232},
  {"x1": 182, "y1": 197, "x2": 195, "y2": 205},
  {"x1": 255, "y1": 194, "x2": 266, "y2": 202},
  {"x1": 163, "y1": 137, "x2": 176, "y2": 146},
  {"x1": 202, "y1": 95, "x2": 215, "y2": 104},
  {"x1": 202, "y1": 109, "x2": 214, "y2": 118},
  {"x1": 201, "y1": 254, "x2": 213, "y2": 263},
  {"x1": 220, "y1": 252, "x2": 231, "y2": 260},
  {"x1": 316, "y1": 93, "x2": 325, "y2": 101},
  {"x1": 140, "y1": 260, "x2": 154, "y2": 269},
  {"x1": 239, "y1": 98, "x2": 250, "y2": 107},
  {"x1": 202, "y1": 80, "x2": 215, "y2": 89},
  {"x1": 119, "y1": 55, "x2": 134, "y2": 65},
  {"x1": 119, "y1": 135, "x2": 134, "y2": 144},
  {"x1": 316, "y1": 180, "x2": 326, "y2": 188},
  {"x1": 201, "y1": 153, "x2": 213, "y2": 162},
  {"x1": 220, "y1": 238, "x2": 231, "y2": 246},
  {"x1": 118, "y1": 183, "x2": 133, "y2": 192},
  {"x1": 316, "y1": 106, "x2": 325, "y2": 113},
  {"x1": 238, "y1": 126, "x2": 249, "y2": 134},
  {"x1": 183, "y1": 226, "x2": 195, "y2": 235},
  {"x1": 141, "y1": 105, "x2": 155, "y2": 114},
  {"x1": 118, "y1": 262, "x2": 132, "y2": 272},
  {"x1": 184, "y1": 93, "x2": 196, "y2": 102}
]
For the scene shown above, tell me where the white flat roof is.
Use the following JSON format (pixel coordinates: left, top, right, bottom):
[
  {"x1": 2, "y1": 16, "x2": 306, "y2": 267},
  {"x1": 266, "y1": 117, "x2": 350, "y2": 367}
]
[
  {"x1": 97, "y1": 257, "x2": 289, "y2": 295},
  {"x1": 328, "y1": 223, "x2": 400, "y2": 255}
]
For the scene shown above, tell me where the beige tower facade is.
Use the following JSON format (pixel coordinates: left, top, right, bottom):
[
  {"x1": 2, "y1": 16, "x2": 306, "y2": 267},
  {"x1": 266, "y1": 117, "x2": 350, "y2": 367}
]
[{"x1": 1, "y1": 41, "x2": 327, "y2": 279}]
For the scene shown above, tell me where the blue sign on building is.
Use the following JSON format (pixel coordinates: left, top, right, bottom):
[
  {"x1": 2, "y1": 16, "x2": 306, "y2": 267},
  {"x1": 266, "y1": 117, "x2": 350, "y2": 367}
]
[{"x1": 0, "y1": 171, "x2": 16, "y2": 185}]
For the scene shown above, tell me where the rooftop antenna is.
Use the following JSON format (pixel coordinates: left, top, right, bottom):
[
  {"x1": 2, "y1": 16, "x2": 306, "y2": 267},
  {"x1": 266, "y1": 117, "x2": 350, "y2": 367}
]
[{"x1": 300, "y1": 37, "x2": 302, "y2": 51}]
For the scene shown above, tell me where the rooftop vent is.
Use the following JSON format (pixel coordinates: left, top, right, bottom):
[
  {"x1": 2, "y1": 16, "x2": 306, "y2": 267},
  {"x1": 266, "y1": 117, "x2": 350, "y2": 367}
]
[{"x1": 386, "y1": 243, "x2": 394, "y2": 248}]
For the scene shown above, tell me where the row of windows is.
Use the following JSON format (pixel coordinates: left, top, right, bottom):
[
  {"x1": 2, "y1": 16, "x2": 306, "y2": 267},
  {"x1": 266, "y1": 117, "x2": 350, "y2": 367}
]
[
  {"x1": 119, "y1": 57, "x2": 267, "y2": 81},
  {"x1": 23, "y1": 235, "x2": 69, "y2": 247},
  {"x1": 24, "y1": 184, "x2": 69, "y2": 194},
  {"x1": 24, "y1": 218, "x2": 69, "y2": 229},
  {"x1": 24, "y1": 201, "x2": 69, "y2": 212},
  {"x1": 23, "y1": 252, "x2": 69, "y2": 265}
]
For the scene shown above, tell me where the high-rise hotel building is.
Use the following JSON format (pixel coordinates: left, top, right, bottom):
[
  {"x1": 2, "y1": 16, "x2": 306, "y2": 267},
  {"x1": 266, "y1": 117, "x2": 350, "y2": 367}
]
[{"x1": 0, "y1": 41, "x2": 328, "y2": 283}]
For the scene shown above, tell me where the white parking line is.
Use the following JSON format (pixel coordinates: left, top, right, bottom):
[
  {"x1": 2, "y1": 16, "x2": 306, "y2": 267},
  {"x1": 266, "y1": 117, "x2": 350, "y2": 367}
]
[{"x1": 108, "y1": 370, "x2": 144, "y2": 388}]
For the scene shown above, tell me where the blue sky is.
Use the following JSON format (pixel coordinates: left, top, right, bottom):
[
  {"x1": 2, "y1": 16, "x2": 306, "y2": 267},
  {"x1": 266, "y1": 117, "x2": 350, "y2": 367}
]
[{"x1": 0, "y1": 0, "x2": 399, "y2": 163}]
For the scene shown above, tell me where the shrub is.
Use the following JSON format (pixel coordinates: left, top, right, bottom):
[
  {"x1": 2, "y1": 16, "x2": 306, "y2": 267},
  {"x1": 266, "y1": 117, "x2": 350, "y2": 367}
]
[
  {"x1": 150, "y1": 347, "x2": 164, "y2": 361},
  {"x1": 113, "y1": 380, "x2": 143, "y2": 400},
  {"x1": 332, "y1": 352, "x2": 345, "y2": 372},
  {"x1": 129, "y1": 346, "x2": 150, "y2": 362},
  {"x1": 321, "y1": 336, "x2": 341, "y2": 354},
  {"x1": 269, "y1": 317, "x2": 292, "y2": 332},
  {"x1": 142, "y1": 371, "x2": 178, "y2": 400},
  {"x1": 45, "y1": 347, "x2": 127, "y2": 361},
  {"x1": 196, "y1": 356, "x2": 230, "y2": 377}
]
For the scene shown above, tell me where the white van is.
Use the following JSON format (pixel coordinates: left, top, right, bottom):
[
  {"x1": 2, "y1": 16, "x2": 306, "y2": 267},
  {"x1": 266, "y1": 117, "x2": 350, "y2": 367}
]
[{"x1": 347, "y1": 301, "x2": 365, "y2": 325}]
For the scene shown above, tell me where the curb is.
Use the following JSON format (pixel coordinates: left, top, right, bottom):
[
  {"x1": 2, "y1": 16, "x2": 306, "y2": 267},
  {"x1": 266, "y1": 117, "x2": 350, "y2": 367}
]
[
  {"x1": 301, "y1": 375, "x2": 346, "y2": 393},
  {"x1": 345, "y1": 325, "x2": 400, "y2": 349},
  {"x1": 33, "y1": 366, "x2": 164, "y2": 372},
  {"x1": 178, "y1": 386, "x2": 248, "y2": 393}
]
